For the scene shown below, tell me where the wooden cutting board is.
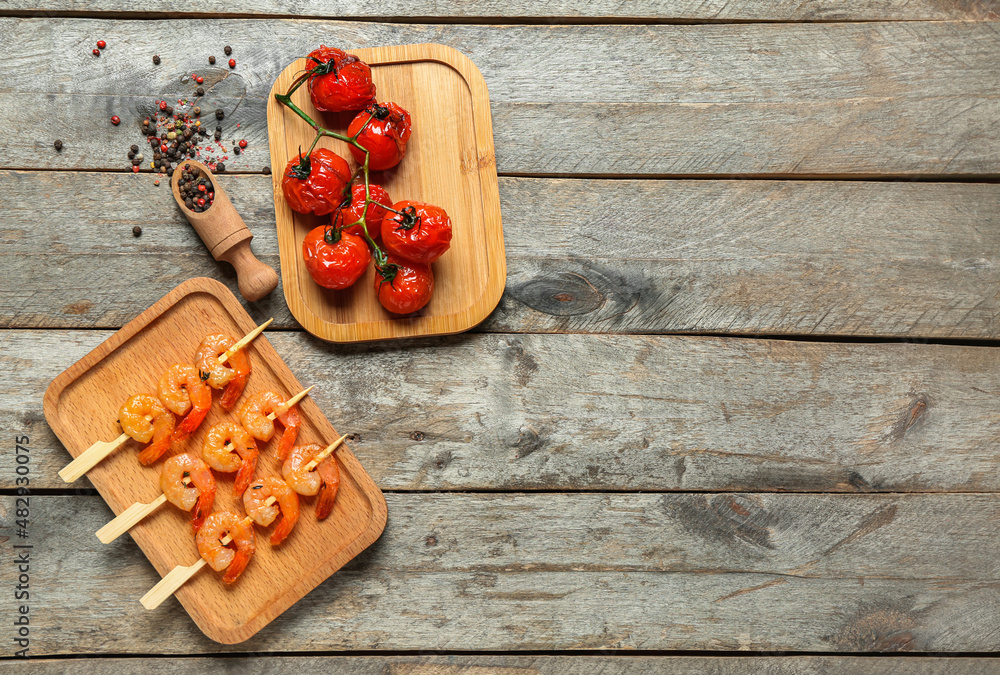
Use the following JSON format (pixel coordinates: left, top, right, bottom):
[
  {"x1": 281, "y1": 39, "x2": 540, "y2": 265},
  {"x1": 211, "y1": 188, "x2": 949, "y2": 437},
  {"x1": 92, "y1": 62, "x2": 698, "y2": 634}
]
[
  {"x1": 266, "y1": 43, "x2": 506, "y2": 342},
  {"x1": 43, "y1": 277, "x2": 387, "y2": 644}
]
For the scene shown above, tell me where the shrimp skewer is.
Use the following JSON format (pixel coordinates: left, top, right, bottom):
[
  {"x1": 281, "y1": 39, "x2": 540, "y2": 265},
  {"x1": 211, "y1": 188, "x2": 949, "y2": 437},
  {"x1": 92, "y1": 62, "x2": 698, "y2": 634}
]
[
  {"x1": 243, "y1": 477, "x2": 300, "y2": 545},
  {"x1": 281, "y1": 436, "x2": 348, "y2": 520},
  {"x1": 196, "y1": 334, "x2": 251, "y2": 411},
  {"x1": 159, "y1": 364, "x2": 212, "y2": 445},
  {"x1": 95, "y1": 454, "x2": 216, "y2": 543},
  {"x1": 58, "y1": 393, "x2": 176, "y2": 482},
  {"x1": 239, "y1": 387, "x2": 311, "y2": 460},
  {"x1": 201, "y1": 421, "x2": 259, "y2": 495},
  {"x1": 141, "y1": 513, "x2": 255, "y2": 610}
]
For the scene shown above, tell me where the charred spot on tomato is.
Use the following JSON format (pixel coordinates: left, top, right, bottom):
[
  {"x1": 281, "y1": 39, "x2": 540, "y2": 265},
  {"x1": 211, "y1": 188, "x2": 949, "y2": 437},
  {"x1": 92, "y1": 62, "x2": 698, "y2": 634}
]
[{"x1": 368, "y1": 103, "x2": 391, "y2": 120}]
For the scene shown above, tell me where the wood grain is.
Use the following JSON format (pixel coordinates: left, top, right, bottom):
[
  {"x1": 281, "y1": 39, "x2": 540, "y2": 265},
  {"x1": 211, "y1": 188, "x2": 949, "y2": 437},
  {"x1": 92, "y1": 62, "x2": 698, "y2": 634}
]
[
  {"x1": 11, "y1": 655, "x2": 1000, "y2": 674},
  {"x1": 267, "y1": 45, "x2": 505, "y2": 342},
  {"x1": 5, "y1": 493, "x2": 1000, "y2": 654},
  {"x1": 4, "y1": 0, "x2": 999, "y2": 21},
  {"x1": 42, "y1": 278, "x2": 387, "y2": 643},
  {"x1": 3, "y1": 171, "x2": 998, "y2": 339},
  {"x1": 9, "y1": 330, "x2": 1000, "y2": 492},
  {"x1": 2, "y1": 20, "x2": 998, "y2": 176}
]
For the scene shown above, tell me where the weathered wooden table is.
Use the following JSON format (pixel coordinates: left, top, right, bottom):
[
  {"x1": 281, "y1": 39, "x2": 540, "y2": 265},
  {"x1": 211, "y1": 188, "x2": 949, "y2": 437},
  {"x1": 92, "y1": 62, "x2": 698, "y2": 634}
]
[{"x1": 2, "y1": 2, "x2": 999, "y2": 671}]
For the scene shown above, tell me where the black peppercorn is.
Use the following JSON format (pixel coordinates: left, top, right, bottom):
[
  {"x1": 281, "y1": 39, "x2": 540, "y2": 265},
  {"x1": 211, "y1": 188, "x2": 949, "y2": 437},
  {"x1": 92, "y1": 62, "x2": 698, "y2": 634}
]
[
  {"x1": 128, "y1": 151, "x2": 135, "y2": 159},
  {"x1": 234, "y1": 146, "x2": 241, "y2": 155},
  {"x1": 196, "y1": 87, "x2": 204, "y2": 97},
  {"x1": 209, "y1": 55, "x2": 216, "y2": 64},
  {"x1": 133, "y1": 226, "x2": 142, "y2": 237},
  {"x1": 152, "y1": 55, "x2": 160, "y2": 64},
  {"x1": 262, "y1": 166, "x2": 271, "y2": 175},
  {"x1": 224, "y1": 45, "x2": 232, "y2": 55},
  {"x1": 54, "y1": 140, "x2": 63, "y2": 151},
  {"x1": 215, "y1": 109, "x2": 224, "y2": 120},
  {"x1": 216, "y1": 163, "x2": 226, "y2": 172}
]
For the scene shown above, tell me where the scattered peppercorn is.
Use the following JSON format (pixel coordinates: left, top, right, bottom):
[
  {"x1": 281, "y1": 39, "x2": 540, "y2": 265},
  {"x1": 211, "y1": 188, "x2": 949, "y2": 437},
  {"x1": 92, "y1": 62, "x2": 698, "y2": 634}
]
[
  {"x1": 216, "y1": 163, "x2": 226, "y2": 172},
  {"x1": 54, "y1": 140, "x2": 63, "y2": 151},
  {"x1": 224, "y1": 46, "x2": 232, "y2": 55},
  {"x1": 238, "y1": 139, "x2": 247, "y2": 149},
  {"x1": 233, "y1": 146, "x2": 241, "y2": 155},
  {"x1": 228, "y1": 59, "x2": 236, "y2": 69},
  {"x1": 133, "y1": 226, "x2": 142, "y2": 237},
  {"x1": 165, "y1": 106, "x2": 174, "y2": 116},
  {"x1": 262, "y1": 166, "x2": 271, "y2": 175},
  {"x1": 215, "y1": 109, "x2": 224, "y2": 120},
  {"x1": 152, "y1": 55, "x2": 160, "y2": 64},
  {"x1": 130, "y1": 144, "x2": 139, "y2": 153},
  {"x1": 196, "y1": 87, "x2": 204, "y2": 96},
  {"x1": 196, "y1": 76, "x2": 204, "y2": 85},
  {"x1": 97, "y1": 40, "x2": 106, "y2": 49},
  {"x1": 209, "y1": 55, "x2": 216, "y2": 64},
  {"x1": 93, "y1": 48, "x2": 101, "y2": 56},
  {"x1": 128, "y1": 150, "x2": 135, "y2": 159},
  {"x1": 131, "y1": 166, "x2": 140, "y2": 173},
  {"x1": 111, "y1": 115, "x2": 121, "y2": 125},
  {"x1": 159, "y1": 100, "x2": 168, "y2": 111}
]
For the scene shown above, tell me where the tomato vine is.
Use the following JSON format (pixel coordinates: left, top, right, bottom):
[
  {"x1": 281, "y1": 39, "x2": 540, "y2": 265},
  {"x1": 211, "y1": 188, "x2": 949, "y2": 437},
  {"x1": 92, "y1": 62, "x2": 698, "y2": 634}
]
[{"x1": 274, "y1": 70, "x2": 396, "y2": 272}]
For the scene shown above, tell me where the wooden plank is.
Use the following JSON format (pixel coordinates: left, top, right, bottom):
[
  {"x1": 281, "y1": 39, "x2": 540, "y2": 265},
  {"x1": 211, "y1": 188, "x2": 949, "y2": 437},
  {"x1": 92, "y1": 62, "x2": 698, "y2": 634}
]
[
  {"x1": 5, "y1": 331, "x2": 1000, "y2": 492},
  {"x1": 8, "y1": 656, "x2": 1000, "y2": 674},
  {"x1": 3, "y1": 172, "x2": 998, "y2": 338},
  {"x1": 4, "y1": 493, "x2": 1000, "y2": 654},
  {"x1": 4, "y1": 0, "x2": 999, "y2": 22},
  {"x1": 1, "y1": 20, "x2": 998, "y2": 175}
]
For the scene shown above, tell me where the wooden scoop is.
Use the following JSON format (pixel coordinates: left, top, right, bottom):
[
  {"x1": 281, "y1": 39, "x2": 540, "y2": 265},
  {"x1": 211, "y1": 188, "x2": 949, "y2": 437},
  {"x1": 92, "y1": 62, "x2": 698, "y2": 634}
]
[{"x1": 170, "y1": 160, "x2": 278, "y2": 302}]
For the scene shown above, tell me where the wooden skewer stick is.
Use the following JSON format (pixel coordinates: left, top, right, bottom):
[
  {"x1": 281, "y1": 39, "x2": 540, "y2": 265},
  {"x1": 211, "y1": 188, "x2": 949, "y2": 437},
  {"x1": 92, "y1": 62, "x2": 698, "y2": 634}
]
[
  {"x1": 58, "y1": 432, "x2": 131, "y2": 483},
  {"x1": 267, "y1": 386, "x2": 314, "y2": 420},
  {"x1": 304, "y1": 435, "x2": 348, "y2": 472},
  {"x1": 217, "y1": 318, "x2": 273, "y2": 365},
  {"x1": 140, "y1": 516, "x2": 254, "y2": 610},
  {"x1": 96, "y1": 478, "x2": 192, "y2": 544}
]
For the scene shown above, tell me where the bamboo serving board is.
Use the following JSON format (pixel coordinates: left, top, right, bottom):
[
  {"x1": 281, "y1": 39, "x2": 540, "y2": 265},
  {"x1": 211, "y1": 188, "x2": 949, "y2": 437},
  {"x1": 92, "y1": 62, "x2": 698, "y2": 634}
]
[
  {"x1": 266, "y1": 43, "x2": 506, "y2": 342},
  {"x1": 42, "y1": 277, "x2": 388, "y2": 644}
]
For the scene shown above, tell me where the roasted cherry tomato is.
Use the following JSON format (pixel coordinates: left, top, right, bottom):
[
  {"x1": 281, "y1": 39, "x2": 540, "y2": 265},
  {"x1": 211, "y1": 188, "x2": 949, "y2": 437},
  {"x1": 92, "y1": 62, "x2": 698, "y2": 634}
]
[
  {"x1": 302, "y1": 227, "x2": 370, "y2": 290},
  {"x1": 307, "y1": 46, "x2": 377, "y2": 113},
  {"x1": 332, "y1": 183, "x2": 392, "y2": 240},
  {"x1": 347, "y1": 102, "x2": 412, "y2": 171},
  {"x1": 381, "y1": 200, "x2": 452, "y2": 264},
  {"x1": 374, "y1": 255, "x2": 434, "y2": 314},
  {"x1": 281, "y1": 148, "x2": 351, "y2": 216}
]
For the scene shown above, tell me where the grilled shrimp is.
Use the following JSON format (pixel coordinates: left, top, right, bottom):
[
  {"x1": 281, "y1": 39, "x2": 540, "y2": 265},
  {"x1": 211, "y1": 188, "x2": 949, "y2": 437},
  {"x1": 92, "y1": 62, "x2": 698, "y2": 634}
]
[
  {"x1": 195, "y1": 333, "x2": 251, "y2": 411},
  {"x1": 158, "y1": 363, "x2": 212, "y2": 445},
  {"x1": 282, "y1": 444, "x2": 341, "y2": 520},
  {"x1": 243, "y1": 477, "x2": 300, "y2": 545},
  {"x1": 238, "y1": 390, "x2": 301, "y2": 460},
  {"x1": 196, "y1": 511, "x2": 256, "y2": 584},
  {"x1": 118, "y1": 394, "x2": 176, "y2": 465},
  {"x1": 201, "y1": 421, "x2": 258, "y2": 495},
  {"x1": 159, "y1": 453, "x2": 216, "y2": 531}
]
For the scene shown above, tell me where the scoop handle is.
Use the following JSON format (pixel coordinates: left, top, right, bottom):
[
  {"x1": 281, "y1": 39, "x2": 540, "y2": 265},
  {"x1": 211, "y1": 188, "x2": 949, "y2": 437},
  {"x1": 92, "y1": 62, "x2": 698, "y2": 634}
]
[{"x1": 219, "y1": 238, "x2": 280, "y2": 302}]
